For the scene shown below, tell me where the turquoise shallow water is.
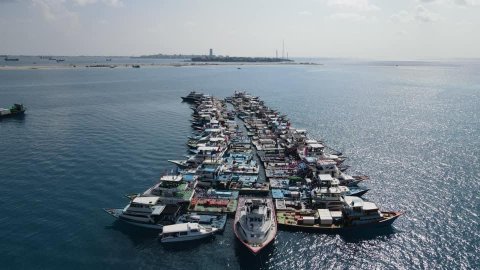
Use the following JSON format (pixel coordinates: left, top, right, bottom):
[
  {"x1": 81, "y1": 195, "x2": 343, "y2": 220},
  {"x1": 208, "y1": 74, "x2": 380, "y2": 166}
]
[{"x1": 0, "y1": 61, "x2": 479, "y2": 269}]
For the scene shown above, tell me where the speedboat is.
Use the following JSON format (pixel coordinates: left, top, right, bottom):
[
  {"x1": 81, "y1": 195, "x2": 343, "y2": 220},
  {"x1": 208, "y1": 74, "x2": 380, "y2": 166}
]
[
  {"x1": 159, "y1": 222, "x2": 218, "y2": 243},
  {"x1": 233, "y1": 197, "x2": 277, "y2": 254}
]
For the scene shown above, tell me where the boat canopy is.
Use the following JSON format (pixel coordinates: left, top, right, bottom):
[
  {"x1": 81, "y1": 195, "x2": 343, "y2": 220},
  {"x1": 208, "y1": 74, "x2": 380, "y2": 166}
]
[
  {"x1": 151, "y1": 205, "x2": 166, "y2": 215},
  {"x1": 198, "y1": 146, "x2": 219, "y2": 151},
  {"x1": 318, "y1": 186, "x2": 342, "y2": 194},
  {"x1": 209, "y1": 137, "x2": 225, "y2": 142},
  {"x1": 318, "y1": 174, "x2": 334, "y2": 181},
  {"x1": 330, "y1": 211, "x2": 343, "y2": 219},
  {"x1": 205, "y1": 128, "x2": 222, "y2": 133},
  {"x1": 344, "y1": 196, "x2": 363, "y2": 207},
  {"x1": 362, "y1": 202, "x2": 379, "y2": 211},
  {"x1": 160, "y1": 175, "x2": 183, "y2": 182},
  {"x1": 317, "y1": 160, "x2": 337, "y2": 166},
  {"x1": 162, "y1": 222, "x2": 200, "y2": 234},
  {"x1": 132, "y1": 196, "x2": 161, "y2": 205},
  {"x1": 308, "y1": 143, "x2": 324, "y2": 149}
]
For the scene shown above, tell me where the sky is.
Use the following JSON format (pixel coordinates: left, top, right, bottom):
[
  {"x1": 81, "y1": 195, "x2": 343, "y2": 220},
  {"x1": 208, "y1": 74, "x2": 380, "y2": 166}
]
[{"x1": 0, "y1": 0, "x2": 479, "y2": 59}]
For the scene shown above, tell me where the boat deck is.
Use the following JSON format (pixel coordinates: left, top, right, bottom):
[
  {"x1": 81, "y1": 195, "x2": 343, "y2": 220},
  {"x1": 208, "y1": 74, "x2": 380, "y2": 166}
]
[{"x1": 189, "y1": 198, "x2": 238, "y2": 214}]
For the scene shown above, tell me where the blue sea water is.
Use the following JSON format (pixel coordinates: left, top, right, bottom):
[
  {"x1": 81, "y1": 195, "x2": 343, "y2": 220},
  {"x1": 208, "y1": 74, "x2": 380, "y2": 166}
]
[{"x1": 0, "y1": 60, "x2": 479, "y2": 269}]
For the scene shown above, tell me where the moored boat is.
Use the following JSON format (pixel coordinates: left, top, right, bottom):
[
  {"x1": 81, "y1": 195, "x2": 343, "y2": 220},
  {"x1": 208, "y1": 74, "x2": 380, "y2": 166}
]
[
  {"x1": 159, "y1": 222, "x2": 218, "y2": 243},
  {"x1": 233, "y1": 197, "x2": 277, "y2": 254},
  {"x1": 104, "y1": 196, "x2": 181, "y2": 229},
  {"x1": 176, "y1": 212, "x2": 227, "y2": 231},
  {"x1": 4, "y1": 56, "x2": 19, "y2": 61},
  {"x1": 276, "y1": 196, "x2": 403, "y2": 232}
]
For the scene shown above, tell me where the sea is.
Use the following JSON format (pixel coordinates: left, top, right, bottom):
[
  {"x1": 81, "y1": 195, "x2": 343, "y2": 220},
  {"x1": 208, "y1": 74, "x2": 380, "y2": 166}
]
[{"x1": 0, "y1": 57, "x2": 479, "y2": 269}]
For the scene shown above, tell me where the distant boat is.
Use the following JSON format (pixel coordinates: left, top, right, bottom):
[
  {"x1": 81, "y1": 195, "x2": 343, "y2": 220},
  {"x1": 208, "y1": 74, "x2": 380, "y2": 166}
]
[
  {"x1": 132, "y1": 64, "x2": 140, "y2": 68},
  {"x1": 4, "y1": 57, "x2": 19, "y2": 61},
  {"x1": 106, "y1": 58, "x2": 112, "y2": 61},
  {"x1": 181, "y1": 91, "x2": 204, "y2": 103},
  {"x1": 56, "y1": 59, "x2": 65, "y2": 62},
  {"x1": 0, "y1": 104, "x2": 26, "y2": 118}
]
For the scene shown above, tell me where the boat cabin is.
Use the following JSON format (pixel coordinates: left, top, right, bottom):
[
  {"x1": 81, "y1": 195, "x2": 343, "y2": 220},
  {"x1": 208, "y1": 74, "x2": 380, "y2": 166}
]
[
  {"x1": 343, "y1": 196, "x2": 382, "y2": 224},
  {"x1": 125, "y1": 196, "x2": 162, "y2": 213},
  {"x1": 316, "y1": 160, "x2": 340, "y2": 177}
]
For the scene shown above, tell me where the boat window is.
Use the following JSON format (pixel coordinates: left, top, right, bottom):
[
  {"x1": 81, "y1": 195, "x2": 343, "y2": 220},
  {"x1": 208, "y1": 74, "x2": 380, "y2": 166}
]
[
  {"x1": 179, "y1": 231, "x2": 188, "y2": 236},
  {"x1": 190, "y1": 229, "x2": 199, "y2": 232}
]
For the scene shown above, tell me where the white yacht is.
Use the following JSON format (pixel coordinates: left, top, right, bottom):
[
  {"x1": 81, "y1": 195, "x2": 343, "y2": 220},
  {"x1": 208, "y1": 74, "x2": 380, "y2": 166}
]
[
  {"x1": 159, "y1": 222, "x2": 218, "y2": 243},
  {"x1": 104, "y1": 196, "x2": 181, "y2": 229},
  {"x1": 233, "y1": 197, "x2": 277, "y2": 254}
]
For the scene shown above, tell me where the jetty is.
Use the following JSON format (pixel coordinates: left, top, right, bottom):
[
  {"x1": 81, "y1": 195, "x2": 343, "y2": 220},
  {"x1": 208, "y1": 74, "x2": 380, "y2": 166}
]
[{"x1": 105, "y1": 90, "x2": 402, "y2": 251}]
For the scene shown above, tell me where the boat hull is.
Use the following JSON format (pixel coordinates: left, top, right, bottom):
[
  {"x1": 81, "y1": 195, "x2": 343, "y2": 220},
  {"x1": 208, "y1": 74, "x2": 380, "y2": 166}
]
[
  {"x1": 347, "y1": 188, "x2": 369, "y2": 197},
  {"x1": 160, "y1": 231, "x2": 215, "y2": 243},
  {"x1": 103, "y1": 208, "x2": 165, "y2": 230},
  {"x1": 277, "y1": 211, "x2": 403, "y2": 233},
  {"x1": 233, "y1": 197, "x2": 277, "y2": 254},
  {"x1": 167, "y1": 160, "x2": 189, "y2": 168},
  {"x1": 0, "y1": 110, "x2": 25, "y2": 119}
]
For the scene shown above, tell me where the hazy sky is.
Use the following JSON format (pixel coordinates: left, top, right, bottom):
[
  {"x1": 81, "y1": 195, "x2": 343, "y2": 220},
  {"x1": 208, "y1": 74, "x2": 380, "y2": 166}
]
[{"x1": 0, "y1": 0, "x2": 479, "y2": 59}]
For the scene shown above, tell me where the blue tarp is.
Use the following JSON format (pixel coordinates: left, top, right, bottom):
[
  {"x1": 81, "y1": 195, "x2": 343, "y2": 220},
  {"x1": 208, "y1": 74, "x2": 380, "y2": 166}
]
[{"x1": 272, "y1": 189, "x2": 285, "y2": 199}]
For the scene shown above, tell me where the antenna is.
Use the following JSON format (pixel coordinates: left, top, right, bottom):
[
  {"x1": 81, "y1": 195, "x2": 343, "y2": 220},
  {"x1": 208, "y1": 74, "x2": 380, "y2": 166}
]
[
  {"x1": 276, "y1": 50, "x2": 278, "y2": 59},
  {"x1": 282, "y1": 40, "x2": 285, "y2": 59}
]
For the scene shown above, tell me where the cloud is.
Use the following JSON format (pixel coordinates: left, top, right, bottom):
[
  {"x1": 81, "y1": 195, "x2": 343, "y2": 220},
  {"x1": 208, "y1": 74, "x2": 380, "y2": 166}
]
[
  {"x1": 297, "y1": 10, "x2": 312, "y2": 16},
  {"x1": 455, "y1": 19, "x2": 473, "y2": 25},
  {"x1": 327, "y1": 12, "x2": 368, "y2": 21},
  {"x1": 72, "y1": 0, "x2": 123, "y2": 7},
  {"x1": 417, "y1": 0, "x2": 480, "y2": 6},
  {"x1": 30, "y1": 0, "x2": 123, "y2": 26},
  {"x1": 414, "y1": 5, "x2": 439, "y2": 22},
  {"x1": 103, "y1": 0, "x2": 122, "y2": 6},
  {"x1": 390, "y1": 10, "x2": 412, "y2": 23},
  {"x1": 453, "y1": 0, "x2": 480, "y2": 5},
  {"x1": 326, "y1": 0, "x2": 380, "y2": 11},
  {"x1": 32, "y1": 0, "x2": 79, "y2": 23},
  {"x1": 390, "y1": 5, "x2": 440, "y2": 23},
  {"x1": 73, "y1": 0, "x2": 96, "y2": 5}
]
